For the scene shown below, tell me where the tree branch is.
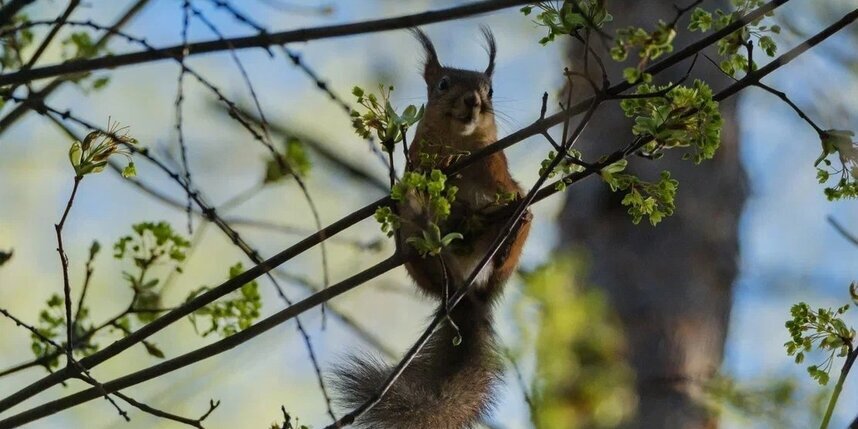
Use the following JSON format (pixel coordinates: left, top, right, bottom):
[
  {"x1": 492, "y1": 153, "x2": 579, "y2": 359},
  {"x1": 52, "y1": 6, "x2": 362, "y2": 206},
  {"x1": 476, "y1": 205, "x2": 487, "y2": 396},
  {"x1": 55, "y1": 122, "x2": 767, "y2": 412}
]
[
  {"x1": 0, "y1": 0, "x2": 152, "y2": 134},
  {"x1": 55, "y1": 175, "x2": 82, "y2": 356},
  {"x1": 0, "y1": 0, "x2": 532, "y2": 86},
  {"x1": 0, "y1": 0, "x2": 34, "y2": 28}
]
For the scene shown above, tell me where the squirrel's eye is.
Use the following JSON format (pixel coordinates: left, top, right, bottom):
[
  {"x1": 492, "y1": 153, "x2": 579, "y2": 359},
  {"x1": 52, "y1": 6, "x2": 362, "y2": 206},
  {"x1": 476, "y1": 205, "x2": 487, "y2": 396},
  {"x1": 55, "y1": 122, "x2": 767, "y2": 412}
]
[
  {"x1": 488, "y1": 87, "x2": 493, "y2": 98},
  {"x1": 437, "y1": 77, "x2": 450, "y2": 92}
]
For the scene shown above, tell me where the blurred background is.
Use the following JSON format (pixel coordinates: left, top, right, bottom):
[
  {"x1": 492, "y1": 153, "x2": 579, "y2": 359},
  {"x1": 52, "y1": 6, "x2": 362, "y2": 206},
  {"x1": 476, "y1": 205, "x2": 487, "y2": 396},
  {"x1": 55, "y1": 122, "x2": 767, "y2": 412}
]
[{"x1": 0, "y1": 0, "x2": 857, "y2": 428}]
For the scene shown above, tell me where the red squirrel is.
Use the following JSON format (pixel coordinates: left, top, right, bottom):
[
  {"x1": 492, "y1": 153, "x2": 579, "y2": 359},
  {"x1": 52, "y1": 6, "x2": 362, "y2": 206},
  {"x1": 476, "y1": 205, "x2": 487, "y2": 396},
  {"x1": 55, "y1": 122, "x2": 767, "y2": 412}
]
[{"x1": 333, "y1": 27, "x2": 532, "y2": 429}]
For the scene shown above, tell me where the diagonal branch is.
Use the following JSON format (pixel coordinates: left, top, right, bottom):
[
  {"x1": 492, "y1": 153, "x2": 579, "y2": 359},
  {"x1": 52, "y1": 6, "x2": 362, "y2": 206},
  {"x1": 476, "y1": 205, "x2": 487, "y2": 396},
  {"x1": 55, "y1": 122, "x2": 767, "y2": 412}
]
[
  {"x1": 0, "y1": 0, "x2": 34, "y2": 28},
  {"x1": 21, "y1": 0, "x2": 81, "y2": 71},
  {"x1": 0, "y1": 0, "x2": 533, "y2": 86},
  {"x1": 0, "y1": 0, "x2": 152, "y2": 134}
]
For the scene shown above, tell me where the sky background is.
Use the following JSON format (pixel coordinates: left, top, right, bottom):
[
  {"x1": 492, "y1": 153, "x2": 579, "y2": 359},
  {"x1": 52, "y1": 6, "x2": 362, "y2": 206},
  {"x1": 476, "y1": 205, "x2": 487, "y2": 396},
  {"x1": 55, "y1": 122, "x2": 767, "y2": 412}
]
[{"x1": 1, "y1": 0, "x2": 857, "y2": 428}]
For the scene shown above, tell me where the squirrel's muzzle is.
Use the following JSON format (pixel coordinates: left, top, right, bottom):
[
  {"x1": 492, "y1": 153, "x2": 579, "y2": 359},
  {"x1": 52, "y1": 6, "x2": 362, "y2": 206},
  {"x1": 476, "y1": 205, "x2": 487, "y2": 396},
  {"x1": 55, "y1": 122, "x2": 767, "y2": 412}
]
[{"x1": 463, "y1": 91, "x2": 480, "y2": 109}]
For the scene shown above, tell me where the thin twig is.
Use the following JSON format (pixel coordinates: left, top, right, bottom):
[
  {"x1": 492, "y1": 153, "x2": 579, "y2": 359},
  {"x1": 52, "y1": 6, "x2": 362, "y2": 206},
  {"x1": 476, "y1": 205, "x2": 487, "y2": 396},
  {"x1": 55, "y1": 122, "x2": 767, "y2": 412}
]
[
  {"x1": 2, "y1": 306, "x2": 217, "y2": 427},
  {"x1": 176, "y1": 0, "x2": 194, "y2": 234},
  {"x1": 669, "y1": 0, "x2": 706, "y2": 28},
  {"x1": 0, "y1": 307, "x2": 130, "y2": 422},
  {"x1": 827, "y1": 216, "x2": 858, "y2": 247},
  {"x1": 72, "y1": 240, "x2": 98, "y2": 335},
  {"x1": 22, "y1": 0, "x2": 80, "y2": 71},
  {"x1": 0, "y1": 0, "x2": 534, "y2": 86},
  {"x1": 55, "y1": 175, "x2": 82, "y2": 355},
  {"x1": 755, "y1": 81, "x2": 825, "y2": 136},
  {"x1": 0, "y1": 0, "x2": 34, "y2": 27},
  {"x1": 502, "y1": 347, "x2": 536, "y2": 417},
  {"x1": 0, "y1": 0, "x2": 153, "y2": 134}
]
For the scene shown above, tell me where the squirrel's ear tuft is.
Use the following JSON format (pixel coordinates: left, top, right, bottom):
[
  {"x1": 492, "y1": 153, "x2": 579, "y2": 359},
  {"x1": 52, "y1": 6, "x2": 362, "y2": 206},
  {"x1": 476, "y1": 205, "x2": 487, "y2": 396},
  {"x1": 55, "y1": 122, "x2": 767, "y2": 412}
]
[
  {"x1": 480, "y1": 25, "x2": 496, "y2": 77},
  {"x1": 411, "y1": 28, "x2": 441, "y2": 83}
]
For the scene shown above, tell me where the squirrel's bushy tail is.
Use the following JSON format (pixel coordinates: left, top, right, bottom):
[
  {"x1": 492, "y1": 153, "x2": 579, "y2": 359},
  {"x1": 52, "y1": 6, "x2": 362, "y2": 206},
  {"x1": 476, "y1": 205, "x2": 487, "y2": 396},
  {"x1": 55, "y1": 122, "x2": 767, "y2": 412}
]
[{"x1": 332, "y1": 297, "x2": 501, "y2": 429}]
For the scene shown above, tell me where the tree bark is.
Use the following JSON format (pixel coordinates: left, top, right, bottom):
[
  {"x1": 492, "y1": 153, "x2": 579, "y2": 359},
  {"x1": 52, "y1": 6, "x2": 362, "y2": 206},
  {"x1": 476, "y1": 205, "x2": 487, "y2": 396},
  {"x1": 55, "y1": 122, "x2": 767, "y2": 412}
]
[{"x1": 559, "y1": 2, "x2": 743, "y2": 428}]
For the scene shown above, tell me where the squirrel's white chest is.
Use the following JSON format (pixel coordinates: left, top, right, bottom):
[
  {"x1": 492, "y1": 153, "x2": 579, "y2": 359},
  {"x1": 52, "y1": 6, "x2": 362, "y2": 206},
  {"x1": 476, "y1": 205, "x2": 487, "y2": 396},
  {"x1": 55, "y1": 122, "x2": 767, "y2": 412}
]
[{"x1": 454, "y1": 252, "x2": 494, "y2": 287}]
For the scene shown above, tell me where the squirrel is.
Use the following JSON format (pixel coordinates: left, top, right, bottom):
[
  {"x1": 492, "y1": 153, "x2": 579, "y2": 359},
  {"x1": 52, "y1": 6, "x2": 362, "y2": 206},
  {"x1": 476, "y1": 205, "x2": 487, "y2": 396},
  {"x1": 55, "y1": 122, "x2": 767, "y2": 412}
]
[{"x1": 332, "y1": 27, "x2": 532, "y2": 429}]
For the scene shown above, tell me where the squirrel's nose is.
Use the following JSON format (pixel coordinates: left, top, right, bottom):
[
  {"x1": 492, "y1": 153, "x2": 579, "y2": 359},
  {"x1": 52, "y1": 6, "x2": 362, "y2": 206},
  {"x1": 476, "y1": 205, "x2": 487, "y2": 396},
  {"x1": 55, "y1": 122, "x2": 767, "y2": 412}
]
[{"x1": 463, "y1": 92, "x2": 480, "y2": 109}]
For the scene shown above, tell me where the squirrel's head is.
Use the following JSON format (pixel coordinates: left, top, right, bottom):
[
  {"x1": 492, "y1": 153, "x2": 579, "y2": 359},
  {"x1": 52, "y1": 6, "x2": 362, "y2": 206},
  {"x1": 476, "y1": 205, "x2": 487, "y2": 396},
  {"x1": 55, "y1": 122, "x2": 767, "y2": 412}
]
[{"x1": 413, "y1": 27, "x2": 497, "y2": 139}]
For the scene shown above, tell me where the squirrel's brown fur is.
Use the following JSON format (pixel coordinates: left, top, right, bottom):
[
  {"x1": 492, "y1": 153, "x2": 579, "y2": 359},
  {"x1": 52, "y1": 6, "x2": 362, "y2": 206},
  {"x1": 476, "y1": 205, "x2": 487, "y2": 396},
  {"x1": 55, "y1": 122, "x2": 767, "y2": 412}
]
[{"x1": 332, "y1": 27, "x2": 531, "y2": 429}]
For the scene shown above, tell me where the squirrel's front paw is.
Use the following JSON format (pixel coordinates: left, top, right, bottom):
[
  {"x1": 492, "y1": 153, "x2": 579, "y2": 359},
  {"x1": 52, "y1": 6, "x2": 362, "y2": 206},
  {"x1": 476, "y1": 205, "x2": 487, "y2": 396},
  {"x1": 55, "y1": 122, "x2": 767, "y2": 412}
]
[{"x1": 494, "y1": 210, "x2": 531, "y2": 262}]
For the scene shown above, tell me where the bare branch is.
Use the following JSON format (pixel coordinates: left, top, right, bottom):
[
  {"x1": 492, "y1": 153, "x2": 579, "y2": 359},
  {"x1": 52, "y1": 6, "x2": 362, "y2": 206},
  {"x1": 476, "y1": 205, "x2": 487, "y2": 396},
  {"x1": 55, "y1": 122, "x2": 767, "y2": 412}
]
[
  {"x1": 0, "y1": 0, "x2": 533, "y2": 86},
  {"x1": 0, "y1": 0, "x2": 153, "y2": 134}
]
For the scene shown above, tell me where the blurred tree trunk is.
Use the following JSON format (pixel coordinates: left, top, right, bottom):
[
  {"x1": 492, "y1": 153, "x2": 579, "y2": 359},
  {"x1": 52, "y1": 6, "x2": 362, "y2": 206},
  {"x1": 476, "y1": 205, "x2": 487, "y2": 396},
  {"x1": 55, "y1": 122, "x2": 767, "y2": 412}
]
[{"x1": 559, "y1": 1, "x2": 743, "y2": 428}]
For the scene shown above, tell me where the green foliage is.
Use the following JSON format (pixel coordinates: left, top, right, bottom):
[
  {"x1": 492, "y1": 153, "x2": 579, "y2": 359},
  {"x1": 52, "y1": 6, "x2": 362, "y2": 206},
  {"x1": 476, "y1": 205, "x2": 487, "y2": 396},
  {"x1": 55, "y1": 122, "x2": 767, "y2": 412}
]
[
  {"x1": 91, "y1": 76, "x2": 110, "y2": 90},
  {"x1": 59, "y1": 30, "x2": 112, "y2": 91},
  {"x1": 538, "y1": 148, "x2": 585, "y2": 191},
  {"x1": 704, "y1": 375, "x2": 800, "y2": 426},
  {"x1": 611, "y1": 21, "x2": 676, "y2": 83},
  {"x1": 620, "y1": 80, "x2": 722, "y2": 164},
  {"x1": 814, "y1": 130, "x2": 858, "y2": 200},
  {"x1": 600, "y1": 161, "x2": 678, "y2": 226},
  {"x1": 68, "y1": 123, "x2": 138, "y2": 178},
  {"x1": 350, "y1": 85, "x2": 423, "y2": 150},
  {"x1": 495, "y1": 191, "x2": 519, "y2": 205},
  {"x1": 521, "y1": 1, "x2": 612, "y2": 45},
  {"x1": 62, "y1": 31, "x2": 98, "y2": 60},
  {"x1": 688, "y1": 7, "x2": 714, "y2": 32},
  {"x1": 186, "y1": 263, "x2": 262, "y2": 338},
  {"x1": 385, "y1": 169, "x2": 461, "y2": 256},
  {"x1": 405, "y1": 223, "x2": 463, "y2": 257},
  {"x1": 30, "y1": 294, "x2": 97, "y2": 371},
  {"x1": 785, "y1": 301, "x2": 855, "y2": 386},
  {"x1": 521, "y1": 255, "x2": 634, "y2": 428},
  {"x1": 373, "y1": 206, "x2": 400, "y2": 238},
  {"x1": 393, "y1": 169, "x2": 458, "y2": 222},
  {"x1": 114, "y1": 221, "x2": 190, "y2": 323},
  {"x1": 0, "y1": 15, "x2": 33, "y2": 71},
  {"x1": 264, "y1": 136, "x2": 312, "y2": 183},
  {"x1": 687, "y1": 1, "x2": 781, "y2": 77},
  {"x1": 28, "y1": 223, "x2": 186, "y2": 366},
  {"x1": 114, "y1": 222, "x2": 190, "y2": 265}
]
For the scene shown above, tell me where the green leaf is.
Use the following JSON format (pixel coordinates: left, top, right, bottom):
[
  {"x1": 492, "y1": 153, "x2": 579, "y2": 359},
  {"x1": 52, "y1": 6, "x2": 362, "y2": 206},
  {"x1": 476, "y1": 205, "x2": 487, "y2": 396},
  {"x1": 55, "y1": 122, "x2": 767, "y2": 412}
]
[
  {"x1": 688, "y1": 8, "x2": 713, "y2": 32},
  {"x1": 602, "y1": 170, "x2": 678, "y2": 226},
  {"x1": 62, "y1": 31, "x2": 99, "y2": 60},
  {"x1": 91, "y1": 76, "x2": 110, "y2": 90},
  {"x1": 121, "y1": 162, "x2": 136, "y2": 178},
  {"x1": 69, "y1": 141, "x2": 83, "y2": 169},
  {"x1": 143, "y1": 341, "x2": 165, "y2": 358},
  {"x1": 351, "y1": 85, "x2": 422, "y2": 147},
  {"x1": 440, "y1": 232, "x2": 463, "y2": 247},
  {"x1": 186, "y1": 263, "x2": 261, "y2": 338},
  {"x1": 622, "y1": 68, "x2": 640, "y2": 84},
  {"x1": 758, "y1": 35, "x2": 777, "y2": 56}
]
